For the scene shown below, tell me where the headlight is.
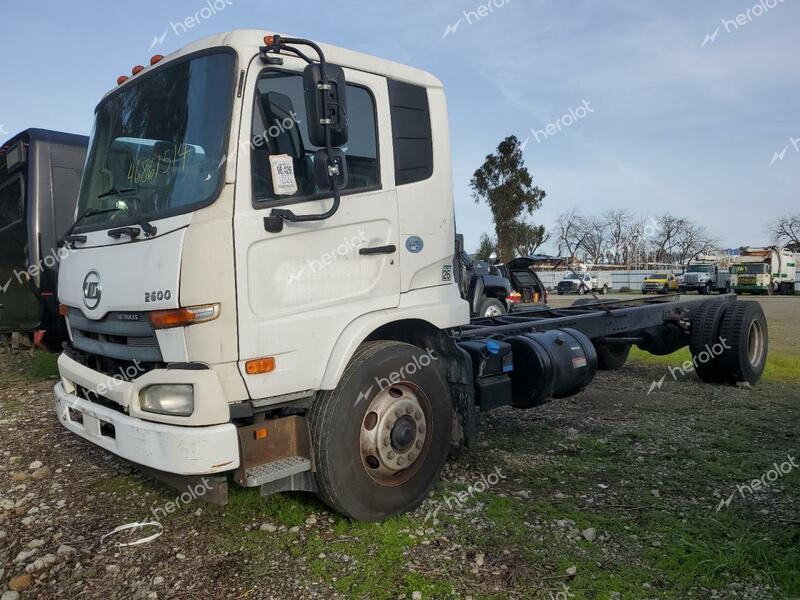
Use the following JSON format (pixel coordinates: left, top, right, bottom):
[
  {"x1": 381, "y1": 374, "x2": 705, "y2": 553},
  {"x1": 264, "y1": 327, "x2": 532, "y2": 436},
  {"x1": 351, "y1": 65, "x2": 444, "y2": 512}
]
[{"x1": 139, "y1": 384, "x2": 194, "y2": 416}]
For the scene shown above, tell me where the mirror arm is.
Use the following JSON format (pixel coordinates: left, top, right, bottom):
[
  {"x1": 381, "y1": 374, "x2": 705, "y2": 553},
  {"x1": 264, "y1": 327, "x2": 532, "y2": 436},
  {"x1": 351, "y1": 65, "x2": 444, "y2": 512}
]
[{"x1": 261, "y1": 35, "x2": 343, "y2": 228}]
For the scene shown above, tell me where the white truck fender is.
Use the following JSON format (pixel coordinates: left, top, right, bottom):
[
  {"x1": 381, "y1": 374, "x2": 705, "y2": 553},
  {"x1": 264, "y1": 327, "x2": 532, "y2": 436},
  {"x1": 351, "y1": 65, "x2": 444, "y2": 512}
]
[{"x1": 319, "y1": 287, "x2": 469, "y2": 390}]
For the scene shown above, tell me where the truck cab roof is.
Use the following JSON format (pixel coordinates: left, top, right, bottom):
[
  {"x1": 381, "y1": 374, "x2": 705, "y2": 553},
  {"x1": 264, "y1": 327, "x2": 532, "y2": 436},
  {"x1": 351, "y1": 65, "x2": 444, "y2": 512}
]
[{"x1": 104, "y1": 30, "x2": 444, "y2": 102}]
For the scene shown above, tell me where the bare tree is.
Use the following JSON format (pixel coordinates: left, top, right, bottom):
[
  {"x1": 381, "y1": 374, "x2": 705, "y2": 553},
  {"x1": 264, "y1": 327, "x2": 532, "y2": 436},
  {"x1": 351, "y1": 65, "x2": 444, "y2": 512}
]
[
  {"x1": 603, "y1": 209, "x2": 633, "y2": 265},
  {"x1": 771, "y1": 214, "x2": 800, "y2": 251},
  {"x1": 652, "y1": 214, "x2": 686, "y2": 264},
  {"x1": 555, "y1": 210, "x2": 588, "y2": 258},
  {"x1": 508, "y1": 221, "x2": 549, "y2": 257},
  {"x1": 580, "y1": 216, "x2": 610, "y2": 265},
  {"x1": 674, "y1": 222, "x2": 717, "y2": 264}
]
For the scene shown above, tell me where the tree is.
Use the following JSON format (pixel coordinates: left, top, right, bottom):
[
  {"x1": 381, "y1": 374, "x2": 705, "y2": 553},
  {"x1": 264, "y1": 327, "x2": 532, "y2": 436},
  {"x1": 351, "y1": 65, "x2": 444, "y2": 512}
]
[
  {"x1": 475, "y1": 233, "x2": 495, "y2": 260},
  {"x1": 471, "y1": 136, "x2": 546, "y2": 263},
  {"x1": 554, "y1": 209, "x2": 588, "y2": 259},
  {"x1": 603, "y1": 209, "x2": 633, "y2": 265},
  {"x1": 508, "y1": 221, "x2": 549, "y2": 257},
  {"x1": 580, "y1": 216, "x2": 610, "y2": 266},
  {"x1": 771, "y1": 214, "x2": 800, "y2": 251}
]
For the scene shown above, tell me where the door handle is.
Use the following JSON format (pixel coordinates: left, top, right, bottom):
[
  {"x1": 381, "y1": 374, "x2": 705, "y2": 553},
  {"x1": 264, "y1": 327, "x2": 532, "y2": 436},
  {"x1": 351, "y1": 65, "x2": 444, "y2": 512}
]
[{"x1": 359, "y1": 245, "x2": 397, "y2": 256}]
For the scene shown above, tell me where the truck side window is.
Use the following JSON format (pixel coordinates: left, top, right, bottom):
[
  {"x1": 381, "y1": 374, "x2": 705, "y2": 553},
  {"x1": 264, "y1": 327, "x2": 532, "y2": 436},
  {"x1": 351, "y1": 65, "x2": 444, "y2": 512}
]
[
  {"x1": 251, "y1": 71, "x2": 380, "y2": 204},
  {"x1": 0, "y1": 178, "x2": 23, "y2": 230}
]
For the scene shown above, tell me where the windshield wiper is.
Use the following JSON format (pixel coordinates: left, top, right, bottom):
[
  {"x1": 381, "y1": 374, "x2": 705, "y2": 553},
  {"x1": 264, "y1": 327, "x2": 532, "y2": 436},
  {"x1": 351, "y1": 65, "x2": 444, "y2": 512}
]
[
  {"x1": 96, "y1": 187, "x2": 157, "y2": 237},
  {"x1": 98, "y1": 186, "x2": 137, "y2": 199},
  {"x1": 58, "y1": 207, "x2": 121, "y2": 247}
]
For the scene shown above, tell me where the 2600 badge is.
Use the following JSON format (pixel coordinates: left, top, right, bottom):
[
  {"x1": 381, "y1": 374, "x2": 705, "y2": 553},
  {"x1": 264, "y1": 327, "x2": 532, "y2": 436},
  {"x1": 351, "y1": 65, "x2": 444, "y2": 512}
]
[{"x1": 145, "y1": 290, "x2": 172, "y2": 303}]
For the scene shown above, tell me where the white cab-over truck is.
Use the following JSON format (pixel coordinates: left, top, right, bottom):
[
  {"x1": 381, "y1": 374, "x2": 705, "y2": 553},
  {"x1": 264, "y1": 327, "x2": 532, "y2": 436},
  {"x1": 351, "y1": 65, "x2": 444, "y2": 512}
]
[
  {"x1": 731, "y1": 247, "x2": 796, "y2": 295},
  {"x1": 55, "y1": 31, "x2": 770, "y2": 521}
]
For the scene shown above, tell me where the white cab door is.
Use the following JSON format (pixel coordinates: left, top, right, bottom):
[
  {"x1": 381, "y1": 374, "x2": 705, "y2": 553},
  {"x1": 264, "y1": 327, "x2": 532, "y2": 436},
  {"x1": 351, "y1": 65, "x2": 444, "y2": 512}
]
[{"x1": 233, "y1": 59, "x2": 399, "y2": 400}]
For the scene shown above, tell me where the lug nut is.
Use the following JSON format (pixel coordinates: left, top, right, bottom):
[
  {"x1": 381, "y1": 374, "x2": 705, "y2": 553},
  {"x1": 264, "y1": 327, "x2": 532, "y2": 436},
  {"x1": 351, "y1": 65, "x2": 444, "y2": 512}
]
[
  {"x1": 406, "y1": 406, "x2": 413, "y2": 415},
  {"x1": 383, "y1": 437, "x2": 390, "y2": 446},
  {"x1": 408, "y1": 453, "x2": 415, "y2": 461},
  {"x1": 397, "y1": 456, "x2": 405, "y2": 465},
  {"x1": 414, "y1": 411, "x2": 422, "y2": 420},
  {"x1": 415, "y1": 440, "x2": 423, "y2": 449},
  {"x1": 387, "y1": 451, "x2": 395, "y2": 459},
  {"x1": 395, "y1": 409, "x2": 402, "y2": 418},
  {"x1": 418, "y1": 426, "x2": 425, "y2": 434}
]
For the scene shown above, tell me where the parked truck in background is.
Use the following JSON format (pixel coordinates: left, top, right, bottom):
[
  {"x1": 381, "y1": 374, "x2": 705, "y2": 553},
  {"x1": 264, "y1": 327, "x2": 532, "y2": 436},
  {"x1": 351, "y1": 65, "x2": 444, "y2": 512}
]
[
  {"x1": 0, "y1": 129, "x2": 88, "y2": 350},
  {"x1": 678, "y1": 258, "x2": 731, "y2": 295},
  {"x1": 556, "y1": 271, "x2": 611, "y2": 295},
  {"x1": 642, "y1": 272, "x2": 679, "y2": 295},
  {"x1": 53, "y1": 31, "x2": 769, "y2": 521},
  {"x1": 730, "y1": 247, "x2": 796, "y2": 295}
]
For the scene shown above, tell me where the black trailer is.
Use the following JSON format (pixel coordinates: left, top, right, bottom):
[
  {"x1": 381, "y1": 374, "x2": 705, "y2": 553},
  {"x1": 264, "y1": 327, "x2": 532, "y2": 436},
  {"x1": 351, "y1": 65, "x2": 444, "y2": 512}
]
[
  {"x1": 0, "y1": 129, "x2": 88, "y2": 349},
  {"x1": 449, "y1": 294, "x2": 767, "y2": 435}
]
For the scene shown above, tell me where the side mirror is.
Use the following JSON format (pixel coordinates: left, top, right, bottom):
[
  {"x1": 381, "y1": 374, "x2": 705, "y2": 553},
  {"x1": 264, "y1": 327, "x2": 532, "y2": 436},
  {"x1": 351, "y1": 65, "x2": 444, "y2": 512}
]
[
  {"x1": 303, "y1": 63, "x2": 348, "y2": 147},
  {"x1": 314, "y1": 148, "x2": 348, "y2": 191}
]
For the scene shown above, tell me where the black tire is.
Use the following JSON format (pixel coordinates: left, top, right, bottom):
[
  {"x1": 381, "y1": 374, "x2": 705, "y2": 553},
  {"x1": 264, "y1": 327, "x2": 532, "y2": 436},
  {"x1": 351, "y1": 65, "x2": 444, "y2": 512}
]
[
  {"x1": 689, "y1": 300, "x2": 731, "y2": 383},
  {"x1": 479, "y1": 298, "x2": 506, "y2": 317},
  {"x1": 596, "y1": 344, "x2": 631, "y2": 371},
  {"x1": 577, "y1": 286, "x2": 586, "y2": 296},
  {"x1": 600, "y1": 285, "x2": 609, "y2": 295},
  {"x1": 308, "y1": 341, "x2": 452, "y2": 521},
  {"x1": 717, "y1": 301, "x2": 769, "y2": 385}
]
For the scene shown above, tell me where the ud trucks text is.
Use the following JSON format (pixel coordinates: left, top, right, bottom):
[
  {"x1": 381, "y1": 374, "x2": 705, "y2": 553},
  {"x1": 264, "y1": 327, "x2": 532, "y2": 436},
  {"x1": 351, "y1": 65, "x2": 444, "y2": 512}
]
[{"x1": 55, "y1": 31, "x2": 770, "y2": 521}]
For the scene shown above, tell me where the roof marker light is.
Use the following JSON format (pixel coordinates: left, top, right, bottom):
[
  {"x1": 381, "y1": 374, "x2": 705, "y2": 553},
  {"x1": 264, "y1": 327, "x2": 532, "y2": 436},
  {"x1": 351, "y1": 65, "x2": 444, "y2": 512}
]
[
  {"x1": 150, "y1": 54, "x2": 164, "y2": 65},
  {"x1": 117, "y1": 75, "x2": 129, "y2": 85},
  {"x1": 132, "y1": 65, "x2": 145, "y2": 76}
]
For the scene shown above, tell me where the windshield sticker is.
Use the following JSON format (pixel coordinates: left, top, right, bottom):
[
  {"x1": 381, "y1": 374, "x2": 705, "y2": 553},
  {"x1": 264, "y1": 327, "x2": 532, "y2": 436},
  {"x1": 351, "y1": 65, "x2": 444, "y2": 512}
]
[
  {"x1": 269, "y1": 154, "x2": 298, "y2": 196},
  {"x1": 127, "y1": 143, "x2": 196, "y2": 185}
]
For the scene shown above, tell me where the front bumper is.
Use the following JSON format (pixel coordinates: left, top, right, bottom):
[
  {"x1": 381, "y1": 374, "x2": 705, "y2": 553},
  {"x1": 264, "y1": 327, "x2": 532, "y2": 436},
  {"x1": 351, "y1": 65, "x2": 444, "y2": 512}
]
[{"x1": 55, "y1": 382, "x2": 240, "y2": 475}]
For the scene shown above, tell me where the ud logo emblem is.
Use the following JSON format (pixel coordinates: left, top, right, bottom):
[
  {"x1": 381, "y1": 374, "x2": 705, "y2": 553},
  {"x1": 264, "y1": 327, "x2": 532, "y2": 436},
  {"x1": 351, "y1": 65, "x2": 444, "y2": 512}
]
[{"x1": 82, "y1": 271, "x2": 102, "y2": 310}]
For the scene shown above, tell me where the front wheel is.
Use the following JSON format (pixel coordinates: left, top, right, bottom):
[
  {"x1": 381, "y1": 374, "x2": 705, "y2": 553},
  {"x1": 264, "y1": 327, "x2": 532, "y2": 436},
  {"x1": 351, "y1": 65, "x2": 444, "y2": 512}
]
[
  {"x1": 600, "y1": 285, "x2": 609, "y2": 295},
  {"x1": 480, "y1": 298, "x2": 506, "y2": 317},
  {"x1": 309, "y1": 341, "x2": 452, "y2": 521}
]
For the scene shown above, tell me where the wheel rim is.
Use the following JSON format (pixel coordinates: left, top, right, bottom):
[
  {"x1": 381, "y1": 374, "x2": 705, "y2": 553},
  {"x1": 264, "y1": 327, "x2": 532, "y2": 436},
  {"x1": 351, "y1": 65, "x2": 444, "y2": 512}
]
[
  {"x1": 746, "y1": 319, "x2": 765, "y2": 367},
  {"x1": 484, "y1": 305, "x2": 503, "y2": 317},
  {"x1": 360, "y1": 383, "x2": 430, "y2": 486}
]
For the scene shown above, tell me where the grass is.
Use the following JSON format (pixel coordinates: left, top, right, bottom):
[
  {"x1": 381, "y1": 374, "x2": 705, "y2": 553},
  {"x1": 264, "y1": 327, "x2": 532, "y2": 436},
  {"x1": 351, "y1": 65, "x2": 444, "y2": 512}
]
[
  {"x1": 0, "y1": 350, "x2": 58, "y2": 384},
  {"x1": 628, "y1": 347, "x2": 800, "y2": 384}
]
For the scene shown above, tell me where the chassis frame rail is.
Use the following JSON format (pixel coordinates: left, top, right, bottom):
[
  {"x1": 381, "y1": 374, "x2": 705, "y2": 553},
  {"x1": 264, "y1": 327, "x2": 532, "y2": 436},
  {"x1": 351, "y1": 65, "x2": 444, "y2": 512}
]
[{"x1": 449, "y1": 294, "x2": 737, "y2": 342}]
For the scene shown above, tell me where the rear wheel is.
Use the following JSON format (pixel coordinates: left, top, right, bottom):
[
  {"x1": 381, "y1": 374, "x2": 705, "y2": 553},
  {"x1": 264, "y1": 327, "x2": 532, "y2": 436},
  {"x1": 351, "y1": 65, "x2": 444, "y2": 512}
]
[
  {"x1": 480, "y1": 298, "x2": 506, "y2": 317},
  {"x1": 717, "y1": 301, "x2": 768, "y2": 385},
  {"x1": 600, "y1": 284, "x2": 609, "y2": 295},
  {"x1": 596, "y1": 344, "x2": 631, "y2": 371},
  {"x1": 689, "y1": 300, "x2": 731, "y2": 383},
  {"x1": 309, "y1": 341, "x2": 452, "y2": 521}
]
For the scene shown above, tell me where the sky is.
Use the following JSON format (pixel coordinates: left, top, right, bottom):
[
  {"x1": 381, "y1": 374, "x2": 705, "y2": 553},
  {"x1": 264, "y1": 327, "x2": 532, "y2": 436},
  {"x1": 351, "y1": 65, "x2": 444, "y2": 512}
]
[{"x1": 1, "y1": 0, "x2": 797, "y2": 252}]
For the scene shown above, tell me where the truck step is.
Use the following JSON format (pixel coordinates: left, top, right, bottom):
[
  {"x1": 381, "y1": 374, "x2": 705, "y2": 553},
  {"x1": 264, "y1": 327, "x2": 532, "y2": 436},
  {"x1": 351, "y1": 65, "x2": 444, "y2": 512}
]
[{"x1": 243, "y1": 456, "x2": 312, "y2": 487}]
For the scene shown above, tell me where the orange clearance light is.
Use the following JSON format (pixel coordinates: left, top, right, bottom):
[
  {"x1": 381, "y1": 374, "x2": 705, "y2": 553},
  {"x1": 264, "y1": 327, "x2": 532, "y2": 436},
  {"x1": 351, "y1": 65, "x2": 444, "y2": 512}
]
[
  {"x1": 117, "y1": 75, "x2": 129, "y2": 85},
  {"x1": 132, "y1": 65, "x2": 145, "y2": 76},
  {"x1": 150, "y1": 54, "x2": 164, "y2": 65},
  {"x1": 149, "y1": 304, "x2": 221, "y2": 330},
  {"x1": 264, "y1": 35, "x2": 276, "y2": 45},
  {"x1": 254, "y1": 427, "x2": 268, "y2": 440},
  {"x1": 245, "y1": 357, "x2": 276, "y2": 375},
  {"x1": 58, "y1": 303, "x2": 69, "y2": 317}
]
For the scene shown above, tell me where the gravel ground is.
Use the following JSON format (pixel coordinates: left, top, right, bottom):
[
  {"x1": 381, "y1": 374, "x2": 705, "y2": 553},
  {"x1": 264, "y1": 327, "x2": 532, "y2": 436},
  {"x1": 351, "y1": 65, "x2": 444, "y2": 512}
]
[{"x1": 0, "y1": 296, "x2": 798, "y2": 599}]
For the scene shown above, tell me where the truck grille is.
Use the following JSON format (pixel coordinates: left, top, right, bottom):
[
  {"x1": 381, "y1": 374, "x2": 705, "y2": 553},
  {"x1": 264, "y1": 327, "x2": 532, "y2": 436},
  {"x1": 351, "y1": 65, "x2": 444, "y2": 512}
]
[{"x1": 66, "y1": 308, "x2": 164, "y2": 375}]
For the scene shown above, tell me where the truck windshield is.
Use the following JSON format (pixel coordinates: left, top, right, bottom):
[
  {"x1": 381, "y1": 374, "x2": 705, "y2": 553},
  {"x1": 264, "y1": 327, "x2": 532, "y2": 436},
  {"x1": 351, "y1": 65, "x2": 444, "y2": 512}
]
[
  {"x1": 74, "y1": 51, "x2": 235, "y2": 230},
  {"x1": 687, "y1": 265, "x2": 711, "y2": 273},
  {"x1": 732, "y1": 264, "x2": 769, "y2": 274}
]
